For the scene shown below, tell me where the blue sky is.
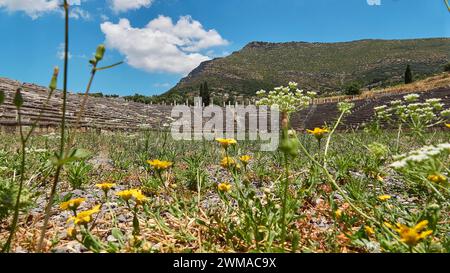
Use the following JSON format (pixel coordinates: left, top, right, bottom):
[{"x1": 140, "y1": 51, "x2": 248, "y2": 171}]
[{"x1": 0, "y1": 0, "x2": 449, "y2": 96}]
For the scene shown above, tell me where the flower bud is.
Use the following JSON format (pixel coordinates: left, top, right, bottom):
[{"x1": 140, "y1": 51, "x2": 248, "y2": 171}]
[
  {"x1": 95, "y1": 44, "x2": 106, "y2": 62},
  {"x1": 279, "y1": 128, "x2": 300, "y2": 157},
  {"x1": 427, "y1": 204, "x2": 440, "y2": 212},
  {"x1": 13, "y1": 88, "x2": 24, "y2": 108},
  {"x1": 49, "y1": 66, "x2": 59, "y2": 91}
]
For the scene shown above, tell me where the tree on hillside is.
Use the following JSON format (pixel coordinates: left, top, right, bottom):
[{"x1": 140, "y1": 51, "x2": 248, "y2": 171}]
[
  {"x1": 199, "y1": 81, "x2": 211, "y2": 106},
  {"x1": 405, "y1": 64, "x2": 413, "y2": 84},
  {"x1": 344, "y1": 82, "x2": 361, "y2": 96},
  {"x1": 444, "y1": 62, "x2": 450, "y2": 72},
  {"x1": 199, "y1": 83, "x2": 204, "y2": 101}
]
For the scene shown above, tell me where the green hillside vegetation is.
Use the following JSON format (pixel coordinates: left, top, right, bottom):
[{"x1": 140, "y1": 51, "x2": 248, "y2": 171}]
[{"x1": 159, "y1": 38, "x2": 450, "y2": 104}]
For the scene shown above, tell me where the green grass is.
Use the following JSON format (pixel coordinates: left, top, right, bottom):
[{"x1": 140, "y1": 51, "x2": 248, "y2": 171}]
[{"x1": 0, "y1": 127, "x2": 448, "y2": 253}]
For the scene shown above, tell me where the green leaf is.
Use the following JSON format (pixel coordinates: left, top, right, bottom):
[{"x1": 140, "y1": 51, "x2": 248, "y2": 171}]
[
  {"x1": 132, "y1": 214, "x2": 140, "y2": 236},
  {"x1": 51, "y1": 149, "x2": 91, "y2": 167},
  {"x1": 111, "y1": 228, "x2": 125, "y2": 245},
  {"x1": 71, "y1": 148, "x2": 91, "y2": 160},
  {"x1": 195, "y1": 219, "x2": 207, "y2": 226},
  {"x1": 112, "y1": 228, "x2": 124, "y2": 240}
]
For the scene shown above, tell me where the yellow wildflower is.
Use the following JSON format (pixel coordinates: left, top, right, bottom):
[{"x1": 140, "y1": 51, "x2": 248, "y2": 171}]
[
  {"x1": 215, "y1": 138, "x2": 237, "y2": 148},
  {"x1": 388, "y1": 220, "x2": 433, "y2": 247},
  {"x1": 445, "y1": 123, "x2": 450, "y2": 129},
  {"x1": 60, "y1": 198, "x2": 85, "y2": 211},
  {"x1": 117, "y1": 189, "x2": 148, "y2": 205},
  {"x1": 427, "y1": 173, "x2": 448, "y2": 184},
  {"x1": 378, "y1": 195, "x2": 392, "y2": 201},
  {"x1": 68, "y1": 205, "x2": 101, "y2": 226},
  {"x1": 239, "y1": 155, "x2": 251, "y2": 165},
  {"x1": 147, "y1": 159, "x2": 173, "y2": 171},
  {"x1": 335, "y1": 209, "x2": 343, "y2": 219},
  {"x1": 365, "y1": 226, "x2": 375, "y2": 236},
  {"x1": 95, "y1": 182, "x2": 116, "y2": 192},
  {"x1": 132, "y1": 189, "x2": 148, "y2": 205},
  {"x1": 116, "y1": 189, "x2": 136, "y2": 201},
  {"x1": 307, "y1": 127, "x2": 330, "y2": 139},
  {"x1": 218, "y1": 182, "x2": 232, "y2": 193},
  {"x1": 67, "y1": 227, "x2": 77, "y2": 238},
  {"x1": 376, "y1": 174, "x2": 384, "y2": 182},
  {"x1": 220, "y1": 156, "x2": 236, "y2": 168}
]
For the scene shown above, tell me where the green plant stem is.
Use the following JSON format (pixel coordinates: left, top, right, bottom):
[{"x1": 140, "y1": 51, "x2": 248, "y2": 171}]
[
  {"x1": 299, "y1": 128, "x2": 411, "y2": 248},
  {"x1": 63, "y1": 62, "x2": 123, "y2": 152},
  {"x1": 280, "y1": 153, "x2": 290, "y2": 251},
  {"x1": 395, "y1": 123, "x2": 402, "y2": 153},
  {"x1": 231, "y1": 171, "x2": 260, "y2": 251},
  {"x1": 65, "y1": 64, "x2": 97, "y2": 153},
  {"x1": 309, "y1": 109, "x2": 374, "y2": 221},
  {"x1": 323, "y1": 110, "x2": 345, "y2": 168},
  {"x1": 37, "y1": 1, "x2": 69, "y2": 252},
  {"x1": 2, "y1": 74, "x2": 58, "y2": 252},
  {"x1": 1, "y1": 109, "x2": 26, "y2": 252},
  {"x1": 23, "y1": 90, "x2": 56, "y2": 143},
  {"x1": 196, "y1": 169, "x2": 203, "y2": 252},
  {"x1": 299, "y1": 132, "x2": 375, "y2": 222}
]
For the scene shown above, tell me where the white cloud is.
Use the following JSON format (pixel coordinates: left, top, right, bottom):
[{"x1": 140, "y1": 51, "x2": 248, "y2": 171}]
[
  {"x1": 0, "y1": 0, "x2": 59, "y2": 19},
  {"x1": 153, "y1": 82, "x2": 172, "y2": 88},
  {"x1": 69, "y1": 7, "x2": 91, "y2": 20},
  {"x1": 57, "y1": 43, "x2": 72, "y2": 60},
  {"x1": 367, "y1": 0, "x2": 381, "y2": 6},
  {"x1": 100, "y1": 14, "x2": 110, "y2": 21},
  {"x1": 111, "y1": 0, "x2": 153, "y2": 13},
  {"x1": 100, "y1": 15, "x2": 229, "y2": 75},
  {"x1": 0, "y1": 0, "x2": 89, "y2": 19}
]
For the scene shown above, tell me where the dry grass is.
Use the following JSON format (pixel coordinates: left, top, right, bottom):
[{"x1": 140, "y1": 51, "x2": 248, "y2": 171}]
[{"x1": 315, "y1": 72, "x2": 450, "y2": 104}]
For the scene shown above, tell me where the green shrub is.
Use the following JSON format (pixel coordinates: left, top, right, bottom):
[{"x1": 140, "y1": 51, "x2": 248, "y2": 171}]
[
  {"x1": 444, "y1": 63, "x2": 450, "y2": 72},
  {"x1": 344, "y1": 82, "x2": 362, "y2": 96},
  {"x1": 66, "y1": 160, "x2": 93, "y2": 189},
  {"x1": 0, "y1": 178, "x2": 32, "y2": 221},
  {"x1": 182, "y1": 155, "x2": 208, "y2": 191}
]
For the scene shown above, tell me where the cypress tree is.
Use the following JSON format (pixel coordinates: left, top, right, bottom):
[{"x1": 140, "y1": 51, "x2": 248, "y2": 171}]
[
  {"x1": 444, "y1": 62, "x2": 450, "y2": 72},
  {"x1": 405, "y1": 64, "x2": 413, "y2": 84},
  {"x1": 203, "y1": 81, "x2": 210, "y2": 106},
  {"x1": 199, "y1": 83, "x2": 204, "y2": 104}
]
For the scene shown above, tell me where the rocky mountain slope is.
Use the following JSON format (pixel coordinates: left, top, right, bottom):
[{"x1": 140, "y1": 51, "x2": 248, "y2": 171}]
[{"x1": 162, "y1": 38, "x2": 450, "y2": 102}]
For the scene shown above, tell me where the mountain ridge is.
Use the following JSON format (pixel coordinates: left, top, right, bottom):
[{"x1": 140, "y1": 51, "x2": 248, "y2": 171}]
[{"x1": 161, "y1": 37, "x2": 450, "y2": 103}]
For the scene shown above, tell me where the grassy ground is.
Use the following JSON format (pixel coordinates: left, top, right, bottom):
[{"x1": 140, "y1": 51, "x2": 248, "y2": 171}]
[{"x1": 0, "y1": 126, "x2": 449, "y2": 253}]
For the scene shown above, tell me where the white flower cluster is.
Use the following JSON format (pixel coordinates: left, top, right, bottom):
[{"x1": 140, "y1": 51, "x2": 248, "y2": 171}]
[
  {"x1": 441, "y1": 109, "x2": 450, "y2": 117},
  {"x1": 390, "y1": 143, "x2": 450, "y2": 169},
  {"x1": 374, "y1": 94, "x2": 447, "y2": 126},
  {"x1": 25, "y1": 147, "x2": 48, "y2": 154},
  {"x1": 403, "y1": 93, "x2": 420, "y2": 102},
  {"x1": 256, "y1": 82, "x2": 316, "y2": 113},
  {"x1": 338, "y1": 101, "x2": 355, "y2": 114}
]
